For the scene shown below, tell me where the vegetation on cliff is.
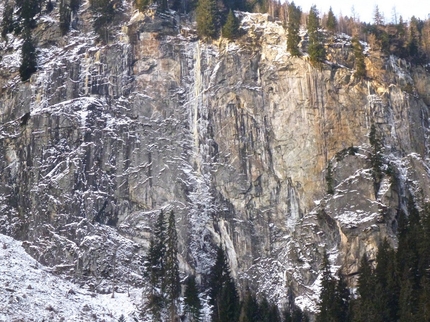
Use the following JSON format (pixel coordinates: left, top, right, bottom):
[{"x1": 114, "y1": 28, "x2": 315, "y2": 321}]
[{"x1": 317, "y1": 202, "x2": 430, "y2": 322}]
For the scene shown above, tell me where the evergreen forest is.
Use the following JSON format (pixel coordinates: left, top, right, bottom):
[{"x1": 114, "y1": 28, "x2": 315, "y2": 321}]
[
  {"x1": 2, "y1": 0, "x2": 430, "y2": 79},
  {"x1": 316, "y1": 201, "x2": 430, "y2": 322}
]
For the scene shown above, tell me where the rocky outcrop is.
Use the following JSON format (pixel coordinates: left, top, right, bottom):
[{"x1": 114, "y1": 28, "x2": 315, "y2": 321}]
[{"x1": 0, "y1": 2, "x2": 430, "y2": 315}]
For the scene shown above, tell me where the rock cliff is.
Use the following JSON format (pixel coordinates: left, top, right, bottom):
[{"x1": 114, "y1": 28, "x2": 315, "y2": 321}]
[{"x1": 1, "y1": 1, "x2": 430, "y2": 317}]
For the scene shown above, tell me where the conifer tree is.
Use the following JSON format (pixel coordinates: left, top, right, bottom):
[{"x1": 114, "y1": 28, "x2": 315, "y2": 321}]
[
  {"x1": 1, "y1": 1, "x2": 14, "y2": 39},
  {"x1": 59, "y1": 0, "x2": 71, "y2": 35},
  {"x1": 373, "y1": 5, "x2": 384, "y2": 26},
  {"x1": 20, "y1": 0, "x2": 40, "y2": 28},
  {"x1": 417, "y1": 275, "x2": 430, "y2": 321},
  {"x1": 222, "y1": 10, "x2": 239, "y2": 40},
  {"x1": 158, "y1": 0, "x2": 168, "y2": 12},
  {"x1": 46, "y1": 0, "x2": 54, "y2": 13},
  {"x1": 165, "y1": 211, "x2": 180, "y2": 321},
  {"x1": 307, "y1": 5, "x2": 326, "y2": 66},
  {"x1": 369, "y1": 124, "x2": 383, "y2": 195},
  {"x1": 144, "y1": 211, "x2": 167, "y2": 319},
  {"x1": 70, "y1": 0, "x2": 81, "y2": 12},
  {"x1": 354, "y1": 253, "x2": 378, "y2": 322},
  {"x1": 209, "y1": 246, "x2": 240, "y2": 322},
  {"x1": 19, "y1": 28, "x2": 37, "y2": 82},
  {"x1": 316, "y1": 250, "x2": 336, "y2": 322},
  {"x1": 287, "y1": 2, "x2": 301, "y2": 57},
  {"x1": 352, "y1": 37, "x2": 366, "y2": 79},
  {"x1": 326, "y1": 7, "x2": 337, "y2": 33},
  {"x1": 90, "y1": 0, "x2": 115, "y2": 42},
  {"x1": 196, "y1": 0, "x2": 218, "y2": 39},
  {"x1": 334, "y1": 273, "x2": 350, "y2": 322},
  {"x1": 239, "y1": 290, "x2": 259, "y2": 322},
  {"x1": 374, "y1": 239, "x2": 399, "y2": 322},
  {"x1": 184, "y1": 275, "x2": 202, "y2": 322}
]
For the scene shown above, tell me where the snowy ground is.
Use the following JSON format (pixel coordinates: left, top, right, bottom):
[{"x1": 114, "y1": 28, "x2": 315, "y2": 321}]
[{"x1": 0, "y1": 234, "x2": 140, "y2": 322}]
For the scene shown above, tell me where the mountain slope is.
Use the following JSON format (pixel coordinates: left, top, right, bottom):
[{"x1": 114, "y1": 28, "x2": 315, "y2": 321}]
[{"x1": 0, "y1": 1, "x2": 430, "y2": 318}]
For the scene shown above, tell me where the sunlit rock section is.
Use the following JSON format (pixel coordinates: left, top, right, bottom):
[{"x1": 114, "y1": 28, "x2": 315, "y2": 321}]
[{"x1": 0, "y1": 2, "x2": 429, "y2": 315}]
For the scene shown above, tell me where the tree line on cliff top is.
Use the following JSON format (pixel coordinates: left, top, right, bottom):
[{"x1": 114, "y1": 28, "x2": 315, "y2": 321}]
[{"x1": 3, "y1": 0, "x2": 429, "y2": 82}]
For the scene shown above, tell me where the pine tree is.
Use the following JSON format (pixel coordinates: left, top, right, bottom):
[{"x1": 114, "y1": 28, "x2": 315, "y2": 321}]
[
  {"x1": 354, "y1": 253, "x2": 378, "y2": 322},
  {"x1": 19, "y1": 28, "x2": 37, "y2": 82},
  {"x1": 325, "y1": 161, "x2": 334, "y2": 195},
  {"x1": 1, "y1": 1, "x2": 14, "y2": 39},
  {"x1": 326, "y1": 7, "x2": 337, "y2": 33},
  {"x1": 369, "y1": 123, "x2": 383, "y2": 195},
  {"x1": 20, "y1": 0, "x2": 40, "y2": 28},
  {"x1": 316, "y1": 250, "x2": 336, "y2": 322},
  {"x1": 334, "y1": 273, "x2": 350, "y2": 322},
  {"x1": 184, "y1": 275, "x2": 202, "y2": 322},
  {"x1": 144, "y1": 211, "x2": 167, "y2": 319},
  {"x1": 165, "y1": 211, "x2": 180, "y2": 321},
  {"x1": 158, "y1": 0, "x2": 168, "y2": 12},
  {"x1": 307, "y1": 5, "x2": 326, "y2": 67},
  {"x1": 90, "y1": 0, "x2": 115, "y2": 43},
  {"x1": 70, "y1": 0, "x2": 81, "y2": 12},
  {"x1": 417, "y1": 275, "x2": 430, "y2": 321},
  {"x1": 373, "y1": 239, "x2": 399, "y2": 321},
  {"x1": 397, "y1": 199, "x2": 421, "y2": 319},
  {"x1": 286, "y1": 2, "x2": 301, "y2": 57},
  {"x1": 352, "y1": 37, "x2": 366, "y2": 79},
  {"x1": 209, "y1": 246, "x2": 240, "y2": 322},
  {"x1": 46, "y1": 0, "x2": 54, "y2": 13},
  {"x1": 239, "y1": 290, "x2": 259, "y2": 322},
  {"x1": 373, "y1": 5, "x2": 384, "y2": 26},
  {"x1": 118, "y1": 314, "x2": 126, "y2": 322},
  {"x1": 222, "y1": 10, "x2": 239, "y2": 40},
  {"x1": 196, "y1": 0, "x2": 218, "y2": 39},
  {"x1": 59, "y1": 0, "x2": 71, "y2": 35}
]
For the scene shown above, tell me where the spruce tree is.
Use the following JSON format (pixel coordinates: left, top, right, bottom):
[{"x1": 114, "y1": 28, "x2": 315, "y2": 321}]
[
  {"x1": 1, "y1": 1, "x2": 14, "y2": 39},
  {"x1": 90, "y1": 0, "x2": 115, "y2": 42},
  {"x1": 334, "y1": 273, "x2": 350, "y2": 322},
  {"x1": 417, "y1": 275, "x2": 430, "y2": 321},
  {"x1": 59, "y1": 0, "x2": 71, "y2": 35},
  {"x1": 307, "y1": 5, "x2": 326, "y2": 67},
  {"x1": 184, "y1": 275, "x2": 202, "y2": 322},
  {"x1": 70, "y1": 0, "x2": 81, "y2": 12},
  {"x1": 240, "y1": 290, "x2": 259, "y2": 322},
  {"x1": 326, "y1": 7, "x2": 337, "y2": 33},
  {"x1": 209, "y1": 246, "x2": 240, "y2": 322},
  {"x1": 196, "y1": 0, "x2": 217, "y2": 39},
  {"x1": 369, "y1": 124, "x2": 383, "y2": 195},
  {"x1": 352, "y1": 37, "x2": 366, "y2": 79},
  {"x1": 46, "y1": 0, "x2": 54, "y2": 13},
  {"x1": 316, "y1": 250, "x2": 336, "y2": 322},
  {"x1": 374, "y1": 239, "x2": 399, "y2": 321},
  {"x1": 355, "y1": 253, "x2": 378, "y2": 322},
  {"x1": 158, "y1": 0, "x2": 168, "y2": 12},
  {"x1": 144, "y1": 211, "x2": 167, "y2": 319},
  {"x1": 20, "y1": 0, "x2": 40, "y2": 28},
  {"x1": 286, "y1": 2, "x2": 301, "y2": 57},
  {"x1": 165, "y1": 211, "x2": 180, "y2": 321},
  {"x1": 222, "y1": 10, "x2": 239, "y2": 40},
  {"x1": 19, "y1": 28, "x2": 37, "y2": 82}
]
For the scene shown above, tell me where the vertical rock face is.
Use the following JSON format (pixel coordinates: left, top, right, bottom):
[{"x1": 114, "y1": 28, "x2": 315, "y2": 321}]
[{"x1": 0, "y1": 2, "x2": 430, "y2": 313}]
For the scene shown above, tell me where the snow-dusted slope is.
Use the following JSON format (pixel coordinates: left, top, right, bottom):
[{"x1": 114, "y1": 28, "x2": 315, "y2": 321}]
[
  {"x1": 0, "y1": 234, "x2": 139, "y2": 321},
  {"x1": 1, "y1": 0, "x2": 430, "y2": 318}
]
